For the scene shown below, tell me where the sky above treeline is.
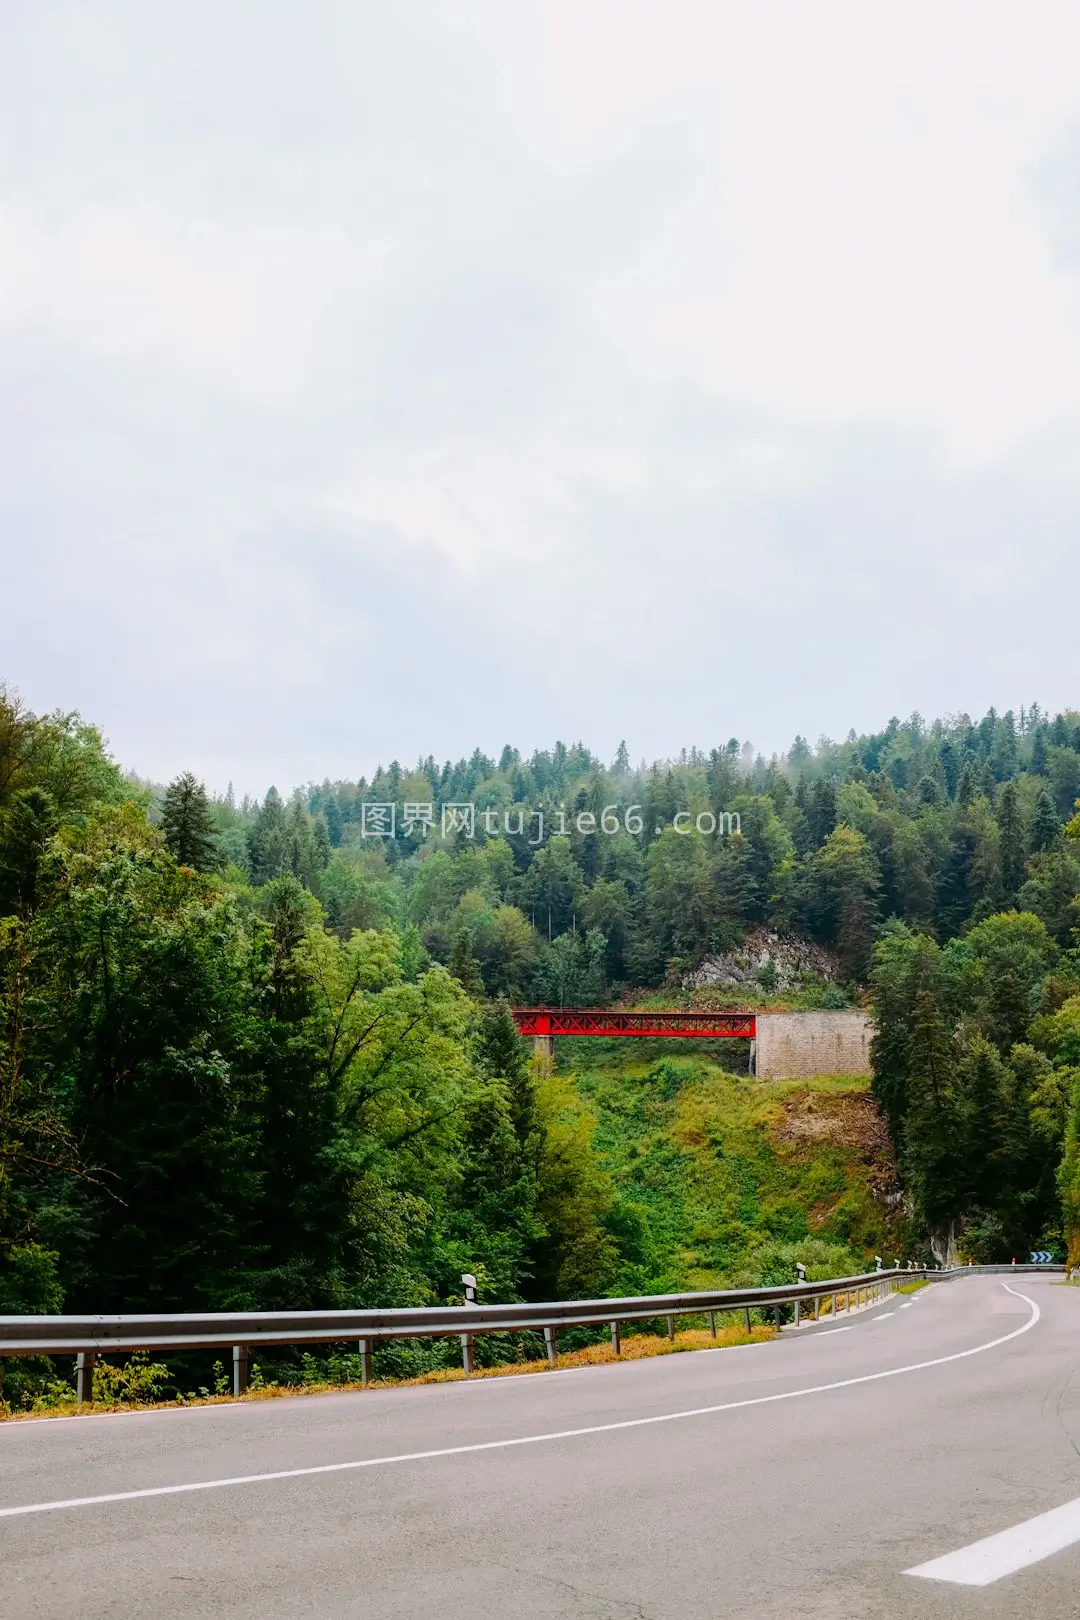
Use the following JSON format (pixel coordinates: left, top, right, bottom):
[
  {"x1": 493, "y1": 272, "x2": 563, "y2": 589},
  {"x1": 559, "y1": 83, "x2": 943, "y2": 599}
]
[{"x1": 4, "y1": 2, "x2": 1080, "y2": 795}]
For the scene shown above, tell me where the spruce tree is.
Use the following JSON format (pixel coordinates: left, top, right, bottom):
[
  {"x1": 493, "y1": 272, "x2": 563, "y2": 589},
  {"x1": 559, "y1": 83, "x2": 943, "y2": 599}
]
[
  {"x1": 996, "y1": 780, "x2": 1026, "y2": 904},
  {"x1": 902, "y1": 961, "x2": 964, "y2": 1263},
  {"x1": 160, "y1": 773, "x2": 220, "y2": 871},
  {"x1": 1030, "y1": 788, "x2": 1059, "y2": 853},
  {"x1": 806, "y1": 777, "x2": 837, "y2": 848},
  {"x1": 247, "y1": 787, "x2": 289, "y2": 885},
  {"x1": 474, "y1": 1000, "x2": 538, "y2": 1150},
  {"x1": 449, "y1": 934, "x2": 484, "y2": 998},
  {"x1": 1031, "y1": 729, "x2": 1049, "y2": 776}
]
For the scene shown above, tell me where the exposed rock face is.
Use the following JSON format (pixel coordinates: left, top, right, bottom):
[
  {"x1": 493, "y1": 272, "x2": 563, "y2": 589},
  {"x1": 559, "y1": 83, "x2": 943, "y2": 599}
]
[{"x1": 685, "y1": 929, "x2": 841, "y2": 992}]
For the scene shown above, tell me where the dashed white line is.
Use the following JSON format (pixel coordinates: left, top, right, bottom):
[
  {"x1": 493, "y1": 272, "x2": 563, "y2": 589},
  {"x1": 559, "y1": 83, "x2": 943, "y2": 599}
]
[
  {"x1": 907, "y1": 1495, "x2": 1080, "y2": 1586},
  {"x1": 0, "y1": 1285, "x2": 1040, "y2": 1522}
]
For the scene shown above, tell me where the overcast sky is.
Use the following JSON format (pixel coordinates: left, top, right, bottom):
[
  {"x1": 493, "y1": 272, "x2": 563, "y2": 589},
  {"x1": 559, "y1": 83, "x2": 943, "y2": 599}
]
[{"x1": 3, "y1": 2, "x2": 1080, "y2": 794}]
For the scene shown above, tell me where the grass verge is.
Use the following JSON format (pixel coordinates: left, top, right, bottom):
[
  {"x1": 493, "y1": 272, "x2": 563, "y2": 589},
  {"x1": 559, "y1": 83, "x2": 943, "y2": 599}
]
[{"x1": 0, "y1": 1322, "x2": 776, "y2": 1424}]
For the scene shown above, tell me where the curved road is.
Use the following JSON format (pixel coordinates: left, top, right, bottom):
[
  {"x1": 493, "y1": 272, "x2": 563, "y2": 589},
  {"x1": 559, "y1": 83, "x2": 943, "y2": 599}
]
[{"x1": 3, "y1": 1275, "x2": 1080, "y2": 1618}]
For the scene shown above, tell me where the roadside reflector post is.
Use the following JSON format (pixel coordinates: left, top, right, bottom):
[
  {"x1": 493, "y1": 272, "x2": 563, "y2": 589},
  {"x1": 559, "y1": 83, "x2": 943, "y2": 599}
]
[
  {"x1": 460, "y1": 1272, "x2": 477, "y2": 1373},
  {"x1": 610, "y1": 1320, "x2": 621, "y2": 1356},
  {"x1": 75, "y1": 1351, "x2": 96, "y2": 1405},
  {"x1": 358, "y1": 1339, "x2": 372, "y2": 1384},
  {"x1": 544, "y1": 1326, "x2": 557, "y2": 1366},
  {"x1": 232, "y1": 1344, "x2": 249, "y2": 1397}
]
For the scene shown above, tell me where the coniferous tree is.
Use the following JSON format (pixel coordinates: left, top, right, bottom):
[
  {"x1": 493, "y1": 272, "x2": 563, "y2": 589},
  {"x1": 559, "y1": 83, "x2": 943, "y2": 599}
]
[
  {"x1": 996, "y1": 781, "x2": 1025, "y2": 905},
  {"x1": 449, "y1": 934, "x2": 484, "y2": 998},
  {"x1": 247, "y1": 787, "x2": 289, "y2": 885},
  {"x1": 806, "y1": 777, "x2": 838, "y2": 848},
  {"x1": 160, "y1": 773, "x2": 220, "y2": 872},
  {"x1": 1030, "y1": 789, "x2": 1059, "y2": 854},
  {"x1": 901, "y1": 969, "x2": 964, "y2": 1264},
  {"x1": 474, "y1": 1000, "x2": 538, "y2": 1153}
]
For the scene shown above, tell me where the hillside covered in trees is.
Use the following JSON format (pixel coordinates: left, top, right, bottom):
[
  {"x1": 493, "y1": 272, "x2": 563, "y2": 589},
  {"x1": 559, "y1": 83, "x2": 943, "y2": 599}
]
[{"x1": 2, "y1": 684, "x2": 1080, "y2": 1407}]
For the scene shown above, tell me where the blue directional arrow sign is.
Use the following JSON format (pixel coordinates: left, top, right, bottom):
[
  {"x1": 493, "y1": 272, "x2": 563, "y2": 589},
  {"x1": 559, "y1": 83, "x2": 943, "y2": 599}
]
[{"x1": 1029, "y1": 1251, "x2": 1052, "y2": 1264}]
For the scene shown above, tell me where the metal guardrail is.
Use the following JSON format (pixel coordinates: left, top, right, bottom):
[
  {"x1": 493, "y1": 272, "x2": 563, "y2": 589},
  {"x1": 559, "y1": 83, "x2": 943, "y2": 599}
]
[{"x1": 0, "y1": 1263, "x2": 1063, "y2": 1403}]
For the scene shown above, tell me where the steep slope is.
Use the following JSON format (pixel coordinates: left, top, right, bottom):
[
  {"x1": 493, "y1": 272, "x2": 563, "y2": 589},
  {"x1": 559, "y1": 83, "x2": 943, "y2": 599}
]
[{"x1": 570, "y1": 1051, "x2": 905, "y2": 1292}]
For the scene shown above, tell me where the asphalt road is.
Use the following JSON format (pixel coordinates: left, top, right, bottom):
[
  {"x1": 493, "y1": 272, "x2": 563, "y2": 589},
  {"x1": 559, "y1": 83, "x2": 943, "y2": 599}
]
[{"x1": 3, "y1": 1275, "x2": 1079, "y2": 1619}]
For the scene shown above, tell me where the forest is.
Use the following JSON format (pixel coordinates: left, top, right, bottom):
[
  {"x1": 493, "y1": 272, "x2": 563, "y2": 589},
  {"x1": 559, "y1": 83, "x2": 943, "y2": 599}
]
[{"x1": 2, "y1": 685, "x2": 1080, "y2": 1404}]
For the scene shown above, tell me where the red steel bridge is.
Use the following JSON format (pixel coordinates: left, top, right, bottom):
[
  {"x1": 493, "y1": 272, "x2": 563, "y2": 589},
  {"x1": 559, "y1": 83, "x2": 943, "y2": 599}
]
[{"x1": 511, "y1": 1008, "x2": 756, "y2": 1040}]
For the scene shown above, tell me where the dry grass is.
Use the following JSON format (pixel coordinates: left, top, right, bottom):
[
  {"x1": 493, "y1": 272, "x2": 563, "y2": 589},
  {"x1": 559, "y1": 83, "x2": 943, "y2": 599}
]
[{"x1": 0, "y1": 1323, "x2": 776, "y2": 1423}]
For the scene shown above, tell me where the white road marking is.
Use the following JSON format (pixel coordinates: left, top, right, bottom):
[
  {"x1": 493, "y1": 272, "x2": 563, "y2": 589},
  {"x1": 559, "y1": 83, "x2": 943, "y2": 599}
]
[
  {"x1": 900, "y1": 1303, "x2": 912, "y2": 1309},
  {"x1": 874, "y1": 1311, "x2": 896, "y2": 1320},
  {"x1": 906, "y1": 1495, "x2": 1080, "y2": 1586},
  {"x1": 0, "y1": 1286, "x2": 1039, "y2": 1522}
]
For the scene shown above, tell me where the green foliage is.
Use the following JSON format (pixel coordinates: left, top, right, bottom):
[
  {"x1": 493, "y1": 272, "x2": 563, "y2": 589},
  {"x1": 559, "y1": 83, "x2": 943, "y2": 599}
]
[
  {"x1": 0, "y1": 1243, "x2": 64, "y2": 1313},
  {"x1": 4, "y1": 682, "x2": 1080, "y2": 1332},
  {"x1": 801, "y1": 826, "x2": 881, "y2": 981},
  {"x1": 578, "y1": 1055, "x2": 897, "y2": 1294},
  {"x1": 160, "y1": 773, "x2": 221, "y2": 871},
  {"x1": 92, "y1": 1352, "x2": 171, "y2": 1406},
  {"x1": 871, "y1": 912, "x2": 1077, "y2": 1263},
  {"x1": 1058, "y1": 1070, "x2": 1080, "y2": 1267}
]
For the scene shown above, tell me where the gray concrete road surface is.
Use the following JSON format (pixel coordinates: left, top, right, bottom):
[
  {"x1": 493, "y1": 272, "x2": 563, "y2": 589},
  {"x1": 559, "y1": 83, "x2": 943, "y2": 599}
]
[{"x1": 2, "y1": 1275, "x2": 1080, "y2": 1619}]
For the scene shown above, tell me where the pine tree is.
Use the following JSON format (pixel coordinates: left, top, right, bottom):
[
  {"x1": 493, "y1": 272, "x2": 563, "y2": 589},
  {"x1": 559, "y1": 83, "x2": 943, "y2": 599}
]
[{"x1": 160, "y1": 773, "x2": 219, "y2": 872}]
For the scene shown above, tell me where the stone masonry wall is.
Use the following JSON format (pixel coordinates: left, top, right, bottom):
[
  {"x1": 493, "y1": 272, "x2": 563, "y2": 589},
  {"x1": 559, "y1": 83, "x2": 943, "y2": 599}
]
[{"x1": 755, "y1": 1011, "x2": 873, "y2": 1080}]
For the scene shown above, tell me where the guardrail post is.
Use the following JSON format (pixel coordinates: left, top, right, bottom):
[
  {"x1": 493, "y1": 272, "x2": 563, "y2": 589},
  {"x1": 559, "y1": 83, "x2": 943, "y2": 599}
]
[
  {"x1": 544, "y1": 1326, "x2": 557, "y2": 1366},
  {"x1": 794, "y1": 1298, "x2": 801, "y2": 1327},
  {"x1": 610, "y1": 1321, "x2": 621, "y2": 1356},
  {"x1": 460, "y1": 1334, "x2": 475, "y2": 1374},
  {"x1": 708, "y1": 1311, "x2": 717, "y2": 1338},
  {"x1": 743, "y1": 1307, "x2": 752, "y2": 1334},
  {"x1": 358, "y1": 1339, "x2": 372, "y2": 1384},
  {"x1": 232, "y1": 1345, "x2": 250, "y2": 1397},
  {"x1": 75, "y1": 1351, "x2": 96, "y2": 1405},
  {"x1": 666, "y1": 1315, "x2": 675, "y2": 1341},
  {"x1": 773, "y1": 1305, "x2": 781, "y2": 1330}
]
